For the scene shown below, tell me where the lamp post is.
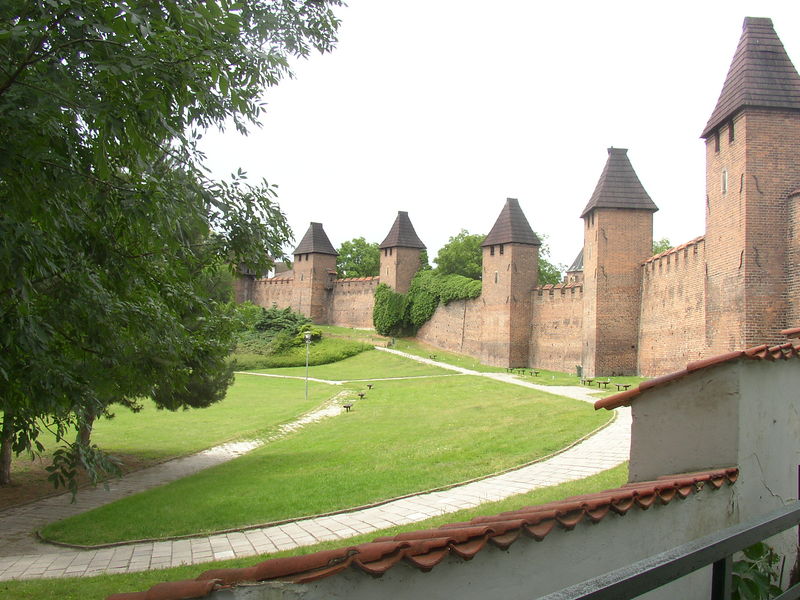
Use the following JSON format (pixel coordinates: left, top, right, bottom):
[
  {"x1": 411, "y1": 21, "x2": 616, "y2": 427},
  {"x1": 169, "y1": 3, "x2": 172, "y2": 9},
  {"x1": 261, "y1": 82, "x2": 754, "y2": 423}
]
[{"x1": 304, "y1": 331, "x2": 312, "y2": 403}]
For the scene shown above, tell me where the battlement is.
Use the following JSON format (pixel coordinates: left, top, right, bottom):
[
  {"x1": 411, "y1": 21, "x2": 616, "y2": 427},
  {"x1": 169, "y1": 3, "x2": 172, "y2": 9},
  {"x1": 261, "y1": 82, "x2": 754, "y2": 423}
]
[
  {"x1": 256, "y1": 276, "x2": 294, "y2": 285},
  {"x1": 642, "y1": 236, "x2": 705, "y2": 277},
  {"x1": 333, "y1": 276, "x2": 380, "y2": 285},
  {"x1": 534, "y1": 282, "x2": 584, "y2": 298}
]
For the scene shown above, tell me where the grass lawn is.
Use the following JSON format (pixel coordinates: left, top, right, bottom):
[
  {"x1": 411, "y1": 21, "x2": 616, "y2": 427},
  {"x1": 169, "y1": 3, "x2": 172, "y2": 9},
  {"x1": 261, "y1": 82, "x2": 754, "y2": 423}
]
[
  {"x1": 249, "y1": 348, "x2": 454, "y2": 380},
  {"x1": 391, "y1": 338, "x2": 507, "y2": 373},
  {"x1": 514, "y1": 368, "x2": 647, "y2": 389},
  {"x1": 317, "y1": 324, "x2": 389, "y2": 346},
  {"x1": 2, "y1": 376, "x2": 333, "y2": 509},
  {"x1": 5, "y1": 463, "x2": 627, "y2": 600},
  {"x1": 42, "y1": 376, "x2": 610, "y2": 545}
]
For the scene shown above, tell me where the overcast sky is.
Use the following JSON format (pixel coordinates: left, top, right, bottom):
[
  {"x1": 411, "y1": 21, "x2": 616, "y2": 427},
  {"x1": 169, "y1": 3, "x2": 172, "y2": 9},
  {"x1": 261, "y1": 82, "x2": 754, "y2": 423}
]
[{"x1": 201, "y1": 1, "x2": 800, "y2": 270}]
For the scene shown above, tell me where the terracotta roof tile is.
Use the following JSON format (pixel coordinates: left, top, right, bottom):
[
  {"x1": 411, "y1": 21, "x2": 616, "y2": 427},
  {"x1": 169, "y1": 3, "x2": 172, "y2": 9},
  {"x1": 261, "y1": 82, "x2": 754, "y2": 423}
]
[
  {"x1": 580, "y1": 148, "x2": 658, "y2": 218},
  {"x1": 595, "y1": 340, "x2": 800, "y2": 410},
  {"x1": 379, "y1": 211, "x2": 426, "y2": 249},
  {"x1": 702, "y1": 17, "x2": 800, "y2": 138},
  {"x1": 293, "y1": 222, "x2": 337, "y2": 256},
  {"x1": 481, "y1": 198, "x2": 541, "y2": 247},
  {"x1": 107, "y1": 469, "x2": 737, "y2": 599},
  {"x1": 781, "y1": 327, "x2": 800, "y2": 338}
]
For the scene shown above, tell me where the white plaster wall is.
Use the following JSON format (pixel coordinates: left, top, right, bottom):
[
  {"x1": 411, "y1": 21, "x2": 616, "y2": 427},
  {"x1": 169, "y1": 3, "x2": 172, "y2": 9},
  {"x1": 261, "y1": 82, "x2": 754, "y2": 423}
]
[
  {"x1": 211, "y1": 487, "x2": 736, "y2": 600},
  {"x1": 628, "y1": 363, "x2": 740, "y2": 483}
]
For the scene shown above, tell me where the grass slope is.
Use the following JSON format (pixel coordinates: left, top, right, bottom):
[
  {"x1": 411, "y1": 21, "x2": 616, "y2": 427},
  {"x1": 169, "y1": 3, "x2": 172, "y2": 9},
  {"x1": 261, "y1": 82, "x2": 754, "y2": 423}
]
[
  {"x1": 4, "y1": 464, "x2": 628, "y2": 600},
  {"x1": 42, "y1": 376, "x2": 609, "y2": 545}
]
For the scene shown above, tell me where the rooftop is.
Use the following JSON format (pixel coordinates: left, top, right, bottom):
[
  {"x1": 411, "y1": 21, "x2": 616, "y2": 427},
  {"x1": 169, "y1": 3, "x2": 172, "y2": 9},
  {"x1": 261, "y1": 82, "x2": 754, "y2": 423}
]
[
  {"x1": 379, "y1": 211, "x2": 426, "y2": 249},
  {"x1": 293, "y1": 222, "x2": 338, "y2": 256},
  {"x1": 702, "y1": 17, "x2": 800, "y2": 138},
  {"x1": 580, "y1": 148, "x2": 658, "y2": 218},
  {"x1": 481, "y1": 198, "x2": 541, "y2": 247}
]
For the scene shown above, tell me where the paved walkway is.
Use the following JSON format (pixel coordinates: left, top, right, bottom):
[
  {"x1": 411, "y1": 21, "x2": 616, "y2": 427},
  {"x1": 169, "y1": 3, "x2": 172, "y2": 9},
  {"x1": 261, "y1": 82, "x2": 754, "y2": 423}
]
[{"x1": 0, "y1": 351, "x2": 630, "y2": 580}]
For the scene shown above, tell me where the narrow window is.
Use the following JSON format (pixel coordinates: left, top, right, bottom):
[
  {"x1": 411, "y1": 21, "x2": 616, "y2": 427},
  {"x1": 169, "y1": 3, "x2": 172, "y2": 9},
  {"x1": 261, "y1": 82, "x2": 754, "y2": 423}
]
[
  {"x1": 490, "y1": 246, "x2": 495, "y2": 256},
  {"x1": 494, "y1": 271, "x2": 499, "y2": 284},
  {"x1": 728, "y1": 119, "x2": 734, "y2": 143},
  {"x1": 499, "y1": 244, "x2": 504, "y2": 255},
  {"x1": 721, "y1": 169, "x2": 728, "y2": 195},
  {"x1": 714, "y1": 130, "x2": 720, "y2": 152},
  {"x1": 389, "y1": 247, "x2": 393, "y2": 256}
]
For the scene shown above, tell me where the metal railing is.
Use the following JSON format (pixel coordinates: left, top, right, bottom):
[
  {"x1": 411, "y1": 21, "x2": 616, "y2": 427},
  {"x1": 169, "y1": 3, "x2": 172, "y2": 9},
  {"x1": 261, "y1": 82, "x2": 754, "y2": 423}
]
[{"x1": 541, "y1": 501, "x2": 800, "y2": 600}]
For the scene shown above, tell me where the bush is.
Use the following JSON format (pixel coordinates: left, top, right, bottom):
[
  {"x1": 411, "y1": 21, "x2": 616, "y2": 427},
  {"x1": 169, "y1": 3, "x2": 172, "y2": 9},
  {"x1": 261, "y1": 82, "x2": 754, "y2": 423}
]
[
  {"x1": 373, "y1": 271, "x2": 483, "y2": 335},
  {"x1": 254, "y1": 306, "x2": 310, "y2": 338},
  {"x1": 230, "y1": 338, "x2": 371, "y2": 369}
]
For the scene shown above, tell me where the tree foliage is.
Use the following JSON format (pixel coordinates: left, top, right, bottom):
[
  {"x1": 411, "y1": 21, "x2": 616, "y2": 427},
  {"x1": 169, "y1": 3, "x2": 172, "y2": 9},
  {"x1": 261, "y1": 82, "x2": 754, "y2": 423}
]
[
  {"x1": 0, "y1": 0, "x2": 341, "y2": 490},
  {"x1": 652, "y1": 238, "x2": 673, "y2": 255},
  {"x1": 336, "y1": 237, "x2": 379, "y2": 278},
  {"x1": 434, "y1": 230, "x2": 485, "y2": 280}
]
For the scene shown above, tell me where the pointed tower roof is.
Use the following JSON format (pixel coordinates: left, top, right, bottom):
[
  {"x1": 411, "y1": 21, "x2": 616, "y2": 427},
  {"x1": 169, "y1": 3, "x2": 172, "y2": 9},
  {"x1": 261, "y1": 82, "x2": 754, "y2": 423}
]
[
  {"x1": 567, "y1": 249, "x2": 584, "y2": 273},
  {"x1": 481, "y1": 198, "x2": 541, "y2": 247},
  {"x1": 702, "y1": 17, "x2": 800, "y2": 138},
  {"x1": 379, "y1": 211, "x2": 426, "y2": 249},
  {"x1": 293, "y1": 222, "x2": 337, "y2": 256},
  {"x1": 580, "y1": 148, "x2": 658, "y2": 218}
]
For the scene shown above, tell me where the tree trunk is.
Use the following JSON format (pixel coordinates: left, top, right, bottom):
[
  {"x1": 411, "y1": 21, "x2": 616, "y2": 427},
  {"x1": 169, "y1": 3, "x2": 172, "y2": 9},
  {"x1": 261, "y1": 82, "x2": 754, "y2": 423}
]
[
  {"x1": 0, "y1": 408, "x2": 14, "y2": 487},
  {"x1": 77, "y1": 410, "x2": 95, "y2": 449}
]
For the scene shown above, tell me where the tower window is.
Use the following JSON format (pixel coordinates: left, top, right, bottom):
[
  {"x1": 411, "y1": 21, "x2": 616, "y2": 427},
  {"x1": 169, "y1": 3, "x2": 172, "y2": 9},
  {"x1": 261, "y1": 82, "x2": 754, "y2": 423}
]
[
  {"x1": 494, "y1": 271, "x2": 498, "y2": 284},
  {"x1": 714, "y1": 130, "x2": 720, "y2": 152},
  {"x1": 721, "y1": 169, "x2": 728, "y2": 195},
  {"x1": 490, "y1": 246, "x2": 495, "y2": 256},
  {"x1": 728, "y1": 119, "x2": 734, "y2": 143},
  {"x1": 499, "y1": 244, "x2": 504, "y2": 255}
]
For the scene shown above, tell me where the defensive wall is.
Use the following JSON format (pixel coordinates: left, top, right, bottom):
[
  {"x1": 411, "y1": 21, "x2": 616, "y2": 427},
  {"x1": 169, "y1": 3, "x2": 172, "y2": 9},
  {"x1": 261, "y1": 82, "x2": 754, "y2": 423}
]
[
  {"x1": 529, "y1": 283, "x2": 584, "y2": 373},
  {"x1": 239, "y1": 18, "x2": 800, "y2": 378},
  {"x1": 637, "y1": 237, "x2": 707, "y2": 376}
]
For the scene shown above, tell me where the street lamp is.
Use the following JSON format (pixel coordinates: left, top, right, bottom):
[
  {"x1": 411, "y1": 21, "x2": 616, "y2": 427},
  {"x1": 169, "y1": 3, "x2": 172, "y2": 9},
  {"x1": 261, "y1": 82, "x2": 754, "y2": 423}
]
[{"x1": 304, "y1": 331, "x2": 312, "y2": 403}]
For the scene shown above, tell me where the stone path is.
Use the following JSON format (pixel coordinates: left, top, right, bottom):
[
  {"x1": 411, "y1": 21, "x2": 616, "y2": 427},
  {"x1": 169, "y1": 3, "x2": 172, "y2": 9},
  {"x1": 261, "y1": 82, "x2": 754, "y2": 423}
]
[{"x1": 0, "y1": 351, "x2": 630, "y2": 581}]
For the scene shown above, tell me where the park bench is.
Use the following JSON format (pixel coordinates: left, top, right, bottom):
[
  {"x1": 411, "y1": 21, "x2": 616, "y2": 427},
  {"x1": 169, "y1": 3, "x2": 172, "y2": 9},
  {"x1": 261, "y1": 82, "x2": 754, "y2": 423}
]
[
  {"x1": 429, "y1": 354, "x2": 437, "y2": 360},
  {"x1": 581, "y1": 378, "x2": 594, "y2": 386},
  {"x1": 596, "y1": 380, "x2": 611, "y2": 389},
  {"x1": 343, "y1": 403, "x2": 353, "y2": 412},
  {"x1": 615, "y1": 383, "x2": 632, "y2": 391}
]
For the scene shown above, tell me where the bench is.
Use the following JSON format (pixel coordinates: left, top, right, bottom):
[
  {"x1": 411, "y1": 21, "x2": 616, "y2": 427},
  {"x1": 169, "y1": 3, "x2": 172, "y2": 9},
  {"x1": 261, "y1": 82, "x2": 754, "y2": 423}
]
[
  {"x1": 357, "y1": 392, "x2": 365, "y2": 399},
  {"x1": 596, "y1": 380, "x2": 611, "y2": 389},
  {"x1": 367, "y1": 383, "x2": 373, "y2": 390},
  {"x1": 429, "y1": 354, "x2": 437, "y2": 360},
  {"x1": 343, "y1": 403, "x2": 353, "y2": 412},
  {"x1": 615, "y1": 383, "x2": 631, "y2": 391},
  {"x1": 532, "y1": 370, "x2": 540, "y2": 377},
  {"x1": 581, "y1": 378, "x2": 594, "y2": 386}
]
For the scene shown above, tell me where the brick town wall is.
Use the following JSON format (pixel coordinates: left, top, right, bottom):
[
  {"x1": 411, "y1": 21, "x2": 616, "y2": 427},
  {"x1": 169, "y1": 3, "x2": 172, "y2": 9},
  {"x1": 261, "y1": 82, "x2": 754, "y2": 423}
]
[
  {"x1": 416, "y1": 297, "x2": 483, "y2": 358},
  {"x1": 327, "y1": 277, "x2": 380, "y2": 329},
  {"x1": 529, "y1": 283, "x2": 584, "y2": 373},
  {"x1": 250, "y1": 277, "x2": 298, "y2": 311},
  {"x1": 789, "y1": 191, "x2": 800, "y2": 326},
  {"x1": 638, "y1": 237, "x2": 707, "y2": 376}
]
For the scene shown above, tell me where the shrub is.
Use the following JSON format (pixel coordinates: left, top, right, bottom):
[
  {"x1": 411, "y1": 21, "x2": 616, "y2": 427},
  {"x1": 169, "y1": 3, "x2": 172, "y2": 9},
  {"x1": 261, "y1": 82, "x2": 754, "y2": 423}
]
[
  {"x1": 373, "y1": 284, "x2": 408, "y2": 336},
  {"x1": 230, "y1": 338, "x2": 371, "y2": 369},
  {"x1": 254, "y1": 306, "x2": 310, "y2": 338}
]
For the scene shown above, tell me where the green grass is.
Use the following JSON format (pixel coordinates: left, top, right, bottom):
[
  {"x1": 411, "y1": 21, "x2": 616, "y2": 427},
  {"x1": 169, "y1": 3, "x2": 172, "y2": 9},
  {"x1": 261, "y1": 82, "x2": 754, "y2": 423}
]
[
  {"x1": 317, "y1": 324, "x2": 389, "y2": 345},
  {"x1": 515, "y1": 368, "x2": 647, "y2": 389},
  {"x1": 391, "y1": 338, "x2": 506, "y2": 373},
  {"x1": 5, "y1": 463, "x2": 628, "y2": 600},
  {"x1": 250, "y1": 348, "x2": 453, "y2": 380},
  {"x1": 10, "y1": 376, "x2": 331, "y2": 479},
  {"x1": 42, "y1": 376, "x2": 610, "y2": 545}
]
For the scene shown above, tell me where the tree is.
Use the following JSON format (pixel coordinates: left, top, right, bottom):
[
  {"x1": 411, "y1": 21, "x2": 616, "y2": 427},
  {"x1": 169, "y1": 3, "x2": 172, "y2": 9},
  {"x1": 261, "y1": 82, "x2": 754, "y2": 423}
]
[
  {"x1": 0, "y1": 1, "x2": 341, "y2": 490},
  {"x1": 653, "y1": 238, "x2": 673, "y2": 254},
  {"x1": 336, "y1": 238, "x2": 379, "y2": 278},
  {"x1": 433, "y1": 229, "x2": 564, "y2": 285},
  {"x1": 434, "y1": 230, "x2": 485, "y2": 280}
]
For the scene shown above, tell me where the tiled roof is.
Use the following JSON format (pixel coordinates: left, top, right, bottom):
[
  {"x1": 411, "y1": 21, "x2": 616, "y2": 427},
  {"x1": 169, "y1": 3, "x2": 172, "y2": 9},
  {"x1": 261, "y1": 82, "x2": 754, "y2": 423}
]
[
  {"x1": 643, "y1": 236, "x2": 704, "y2": 265},
  {"x1": 702, "y1": 17, "x2": 800, "y2": 138},
  {"x1": 293, "y1": 223, "x2": 337, "y2": 256},
  {"x1": 782, "y1": 327, "x2": 800, "y2": 338},
  {"x1": 106, "y1": 468, "x2": 738, "y2": 599},
  {"x1": 567, "y1": 249, "x2": 583, "y2": 273},
  {"x1": 481, "y1": 198, "x2": 541, "y2": 247},
  {"x1": 379, "y1": 211, "x2": 426, "y2": 249},
  {"x1": 596, "y1": 341, "x2": 800, "y2": 410},
  {"x1": 580, "y1": 148, "x2": 658, "y2": 218}
]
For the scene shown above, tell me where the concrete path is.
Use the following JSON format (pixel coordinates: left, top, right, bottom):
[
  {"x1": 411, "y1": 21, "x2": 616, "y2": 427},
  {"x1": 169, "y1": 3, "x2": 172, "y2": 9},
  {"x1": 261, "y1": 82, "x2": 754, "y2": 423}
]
[{"x1": 0, "y1": 351, "x2": 630, "y2": 581}]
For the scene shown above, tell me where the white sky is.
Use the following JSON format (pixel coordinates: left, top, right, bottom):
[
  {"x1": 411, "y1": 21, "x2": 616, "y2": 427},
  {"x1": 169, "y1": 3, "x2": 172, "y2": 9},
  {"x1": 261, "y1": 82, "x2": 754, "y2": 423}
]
[{"x1": 202, "y1": 1, "x2": 800, "y2": 270}]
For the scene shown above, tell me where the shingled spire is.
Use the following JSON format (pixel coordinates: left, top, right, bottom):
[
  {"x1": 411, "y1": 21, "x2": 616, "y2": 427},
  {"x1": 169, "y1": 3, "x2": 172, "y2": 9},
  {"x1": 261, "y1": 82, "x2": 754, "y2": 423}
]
[
  {"x1": 481, "y1": 198, "x2": 540, "y2": 247},
  {"x1": 702, "y1": 17, "x2": 800, "y2": 138},
  {"x1": 293, "y1": 222, "x2": 337, "y2": 256},
  {"x1": 580, "y1": 148, "x2": 658, "y2": 218},
  {"x1": 379, "y1": 211, "x2": 426, "y2": 249}
]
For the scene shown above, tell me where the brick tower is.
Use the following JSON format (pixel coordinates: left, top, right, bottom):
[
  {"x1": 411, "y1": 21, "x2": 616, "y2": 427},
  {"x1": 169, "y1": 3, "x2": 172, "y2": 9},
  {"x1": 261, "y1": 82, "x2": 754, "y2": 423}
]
[
  {"x1": 581, "y1": 148, "x2": 657, "y2": 377},
  {"x1": 379, "y1": 211, "x2": 426, "y2": 294},
  {"x1": 480, "y1": 198, "x2": 540, "y2": 367},
  {"x1": 292, "y1": 222, "x2": 337, "y2": 323},
  {"x1": 702, "y1": 17, "x2": 800, "y2": 352}
]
